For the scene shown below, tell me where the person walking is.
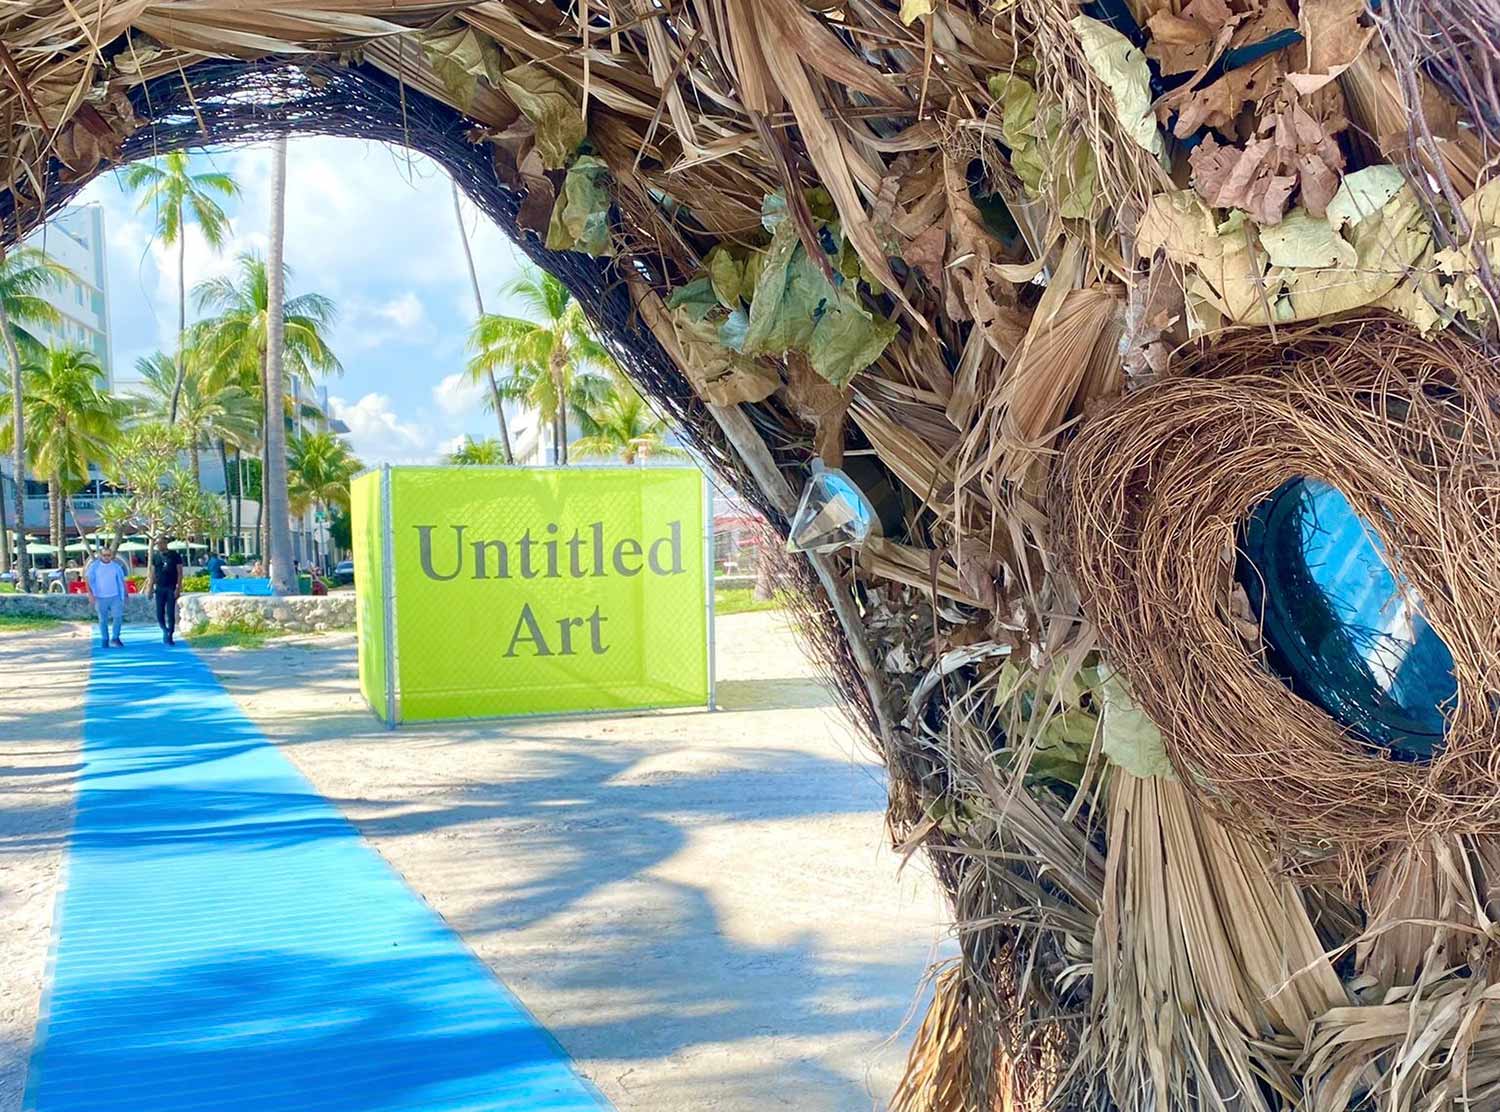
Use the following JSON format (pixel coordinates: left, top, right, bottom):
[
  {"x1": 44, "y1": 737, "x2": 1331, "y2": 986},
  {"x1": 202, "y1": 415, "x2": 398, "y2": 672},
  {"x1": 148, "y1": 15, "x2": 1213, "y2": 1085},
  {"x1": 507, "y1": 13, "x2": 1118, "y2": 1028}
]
[
  {"x1": 150, "y1": 536, "x2": 185, "y2": 645},
  {"x1": 84, "y1": 547, "x2": 127, "y2": 648}
]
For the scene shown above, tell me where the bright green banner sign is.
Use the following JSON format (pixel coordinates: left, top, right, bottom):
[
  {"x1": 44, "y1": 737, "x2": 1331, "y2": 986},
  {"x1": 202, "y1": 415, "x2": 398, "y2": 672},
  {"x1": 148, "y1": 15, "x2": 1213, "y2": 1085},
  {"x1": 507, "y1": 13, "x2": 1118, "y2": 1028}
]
[{"x1": 353, "y1": 465, "x2": 710, "y2": 722}]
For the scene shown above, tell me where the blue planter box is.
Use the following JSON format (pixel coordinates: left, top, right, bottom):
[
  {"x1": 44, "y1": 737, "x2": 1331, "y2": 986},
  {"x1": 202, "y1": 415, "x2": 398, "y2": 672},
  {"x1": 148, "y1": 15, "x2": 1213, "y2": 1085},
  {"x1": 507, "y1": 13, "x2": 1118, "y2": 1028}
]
[{"x1": 210, "y1": 577, "x2": 273, "y2": 596}]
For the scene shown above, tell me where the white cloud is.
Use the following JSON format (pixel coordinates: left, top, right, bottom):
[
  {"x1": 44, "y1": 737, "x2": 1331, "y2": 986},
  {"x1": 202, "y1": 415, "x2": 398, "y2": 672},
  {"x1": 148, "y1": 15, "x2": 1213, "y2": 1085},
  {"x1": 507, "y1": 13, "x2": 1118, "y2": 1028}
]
[
  {"x1": 331, "y1": 393, "x2": 433, "y2": 464},
  {"x1": 377, "y1": 292, "x2": 427, "y2": 330},
  {"x1": 438, "y1": 433, "x2": 467, "y2": 457},
  {"x1": 432, "y1": 371, "x2": 486, "y2": 419}
]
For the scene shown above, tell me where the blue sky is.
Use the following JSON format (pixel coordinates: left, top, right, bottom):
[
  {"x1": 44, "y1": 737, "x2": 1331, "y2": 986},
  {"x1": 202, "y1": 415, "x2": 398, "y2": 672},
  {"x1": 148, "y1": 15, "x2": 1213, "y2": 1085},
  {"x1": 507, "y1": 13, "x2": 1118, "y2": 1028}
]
[{"x1": 77, "y1": 137, "x2": 540, "y2": 464}]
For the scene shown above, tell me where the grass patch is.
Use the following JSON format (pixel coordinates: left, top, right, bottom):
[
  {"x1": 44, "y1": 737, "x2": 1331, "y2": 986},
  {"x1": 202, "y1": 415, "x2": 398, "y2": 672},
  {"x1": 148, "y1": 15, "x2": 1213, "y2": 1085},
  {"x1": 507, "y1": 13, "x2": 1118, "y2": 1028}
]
[
  {"x1": 187, "y1": 616, "x2": 283, "y2": 650},
  {"x1": 715, "y1": 587, "x2": 783, "y2": 616},
  {"x1": 0, "y1": 612, "x2": 67, "y2": 631}
]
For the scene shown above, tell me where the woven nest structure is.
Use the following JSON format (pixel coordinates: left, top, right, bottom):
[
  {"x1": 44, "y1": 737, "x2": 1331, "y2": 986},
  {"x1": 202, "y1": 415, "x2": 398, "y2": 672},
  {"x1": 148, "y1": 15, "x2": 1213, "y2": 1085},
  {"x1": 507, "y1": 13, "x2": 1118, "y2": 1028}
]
[
  {"x1": 1053, "y1": 314, "x2": 1500, "y2": 848},
  {"x1": 4, "y1": 0, "x2": 1500, "y2": 1108}
]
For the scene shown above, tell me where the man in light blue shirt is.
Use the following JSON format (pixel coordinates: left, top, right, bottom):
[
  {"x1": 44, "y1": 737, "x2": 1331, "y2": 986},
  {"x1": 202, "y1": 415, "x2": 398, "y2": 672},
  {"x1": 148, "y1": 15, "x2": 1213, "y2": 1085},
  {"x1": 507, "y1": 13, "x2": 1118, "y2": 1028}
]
[{"x1": 84, "y1": 547, "x2": 127, "y2": 648}]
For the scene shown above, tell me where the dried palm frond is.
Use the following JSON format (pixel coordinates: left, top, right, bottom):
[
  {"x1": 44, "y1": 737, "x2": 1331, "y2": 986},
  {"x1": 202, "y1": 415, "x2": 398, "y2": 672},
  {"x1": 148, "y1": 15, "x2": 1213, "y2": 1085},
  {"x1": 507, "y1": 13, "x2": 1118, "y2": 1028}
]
[{"x1": 1083, "y1": 772, "x2": 1345, "y2": 1112}]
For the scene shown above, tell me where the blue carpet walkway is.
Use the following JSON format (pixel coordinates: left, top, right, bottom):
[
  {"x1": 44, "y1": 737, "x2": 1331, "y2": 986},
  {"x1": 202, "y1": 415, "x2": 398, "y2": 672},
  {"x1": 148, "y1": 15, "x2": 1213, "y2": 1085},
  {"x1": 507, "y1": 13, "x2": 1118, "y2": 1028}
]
[{"x1": 25, "y1": 627, "x2": 610, "y2": 1112}]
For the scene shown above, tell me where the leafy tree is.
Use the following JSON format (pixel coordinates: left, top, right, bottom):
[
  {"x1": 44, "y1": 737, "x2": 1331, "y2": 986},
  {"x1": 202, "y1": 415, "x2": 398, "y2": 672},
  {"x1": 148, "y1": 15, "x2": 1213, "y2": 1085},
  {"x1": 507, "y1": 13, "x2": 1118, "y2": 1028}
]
[
  {"x1": 103, "y1": 423, "x2": 225, "y2": 547},
  {"x1": 328, "y1": 504, "x2": 351, "y2": 554},
  {"x1": 467, "y1": 268, "x2": 613, "y2": 465},
  {"x1": 574, "y1": 376, "x2": 684, "y2": 464},
  {"x1": 122, "y1": 152, "x2": 239, "y2": 424},
  {"x1": 448, "y1": 435, "x2": 509, "y2": 465},
  {"x1": 192, "y1": 252, "x2": 341, "y2": 396},
  {"x1": 287, "y1": 428, "x2": 361, "y2": 570},
  {"x1": 0, "y1": 347, "x2": 124, "y2": 558},
  {"x1": 0, "y1": 247, "x2": 75, "y2": 587},
  {"x1": 130, "y1": 349, "x2": 259, "y2": 492},
  {"x1": 287, "y1": 429, "x2": 362, "y2": 517}
]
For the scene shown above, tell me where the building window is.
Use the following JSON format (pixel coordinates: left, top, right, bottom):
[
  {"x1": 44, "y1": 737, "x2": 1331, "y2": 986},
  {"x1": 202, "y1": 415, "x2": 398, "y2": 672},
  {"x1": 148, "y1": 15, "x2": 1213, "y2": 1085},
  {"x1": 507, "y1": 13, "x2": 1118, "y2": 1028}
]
[{"x1": 1238, "y1": 477, "x2": 1457, "y2": 762}]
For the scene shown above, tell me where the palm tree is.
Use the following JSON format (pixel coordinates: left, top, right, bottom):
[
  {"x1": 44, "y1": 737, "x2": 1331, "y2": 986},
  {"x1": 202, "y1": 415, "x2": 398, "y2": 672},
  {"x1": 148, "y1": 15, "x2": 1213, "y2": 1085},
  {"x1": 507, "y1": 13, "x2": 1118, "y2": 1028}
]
[
  {"x1": 0, "y1": 247, "x2": 75, "y2": 589},
  {"x1": 262, "y1": 137, "x2": 296, "y2": 595},
  {"x1": 453, "y1": 183, "x2": 513, "y2": 463},
  {"x1": 0, "y1": 347, "x2": 123, "y2": 558},
  {"x1": 194, "y1": 249, "x2": 339, "y2": 561},
  {"x1": 131, "y1": 349, "x2": 259, "y2": 540},
  {"x1": 122, "y1": 152, "x2": 239, "y2": 424},
  {"x1": 448, "y1": 435, "x2": 509, "y2": 465},
  {"x1": 286, "y1": 428, "x2": 361, "y2": 569},
  {"x1": 467, "y1": 268, "x2": 614, "y2": 465},
  {"x1": 574, "y1": 376, "x2": 685, "y2": 464}
]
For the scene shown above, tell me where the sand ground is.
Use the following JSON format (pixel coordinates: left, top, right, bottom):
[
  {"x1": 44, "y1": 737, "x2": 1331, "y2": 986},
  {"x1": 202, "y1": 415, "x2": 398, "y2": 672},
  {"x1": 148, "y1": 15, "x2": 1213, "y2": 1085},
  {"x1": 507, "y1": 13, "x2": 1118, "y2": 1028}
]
[
  {"x1": 1, "y1": 611, "x2": 949, "y2": 1111},
  {"x1": 0, "y1": 622, "x2": 88, "y2": 1112}
]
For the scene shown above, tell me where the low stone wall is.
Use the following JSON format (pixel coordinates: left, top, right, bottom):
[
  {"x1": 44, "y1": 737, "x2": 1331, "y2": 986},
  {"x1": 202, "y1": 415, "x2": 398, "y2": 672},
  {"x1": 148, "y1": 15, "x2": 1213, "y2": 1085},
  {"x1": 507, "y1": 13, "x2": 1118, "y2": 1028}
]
[
  {"x1": 177, "y1": 592, "x2": 355, "y2": 634},
  {"x1": 0, "y1": 592, "x2": 155, "y2": 622}
]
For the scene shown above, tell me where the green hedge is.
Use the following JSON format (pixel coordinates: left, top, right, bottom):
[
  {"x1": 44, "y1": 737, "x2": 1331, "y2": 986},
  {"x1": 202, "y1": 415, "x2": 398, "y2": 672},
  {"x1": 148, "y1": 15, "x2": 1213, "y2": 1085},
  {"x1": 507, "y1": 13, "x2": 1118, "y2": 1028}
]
[{"x1": 180, "y1": 575, "x2": 209, "y2": 593}]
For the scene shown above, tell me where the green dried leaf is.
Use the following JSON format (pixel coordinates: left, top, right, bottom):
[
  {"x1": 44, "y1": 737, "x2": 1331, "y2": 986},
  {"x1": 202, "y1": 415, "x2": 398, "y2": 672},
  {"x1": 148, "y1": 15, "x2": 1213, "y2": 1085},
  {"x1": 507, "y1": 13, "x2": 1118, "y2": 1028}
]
[
  {"x1": 706, "y1": 246, "x2": 745, "y2": 308},
  {"x1": 419, "y1": 23, "x2": 504, "y2": 113},
  {"x1": 1258, "y1": 208, "x2": 1356, "y2": 269},
  {"x1": 741, "y1": 222, "x2": 896, "y2": 385},
  {"x1": 545, "y1": 154, "x2": 612, "y2": 257},
  {"x1": 664, "y1": 276, "x2": 716, "y2": 319},
  {"x1": 1099, "y1": 666, "x2": 1176, "y2": 780},
  {"x1": 987, "y1": 74, "x2": 1038, "y2": 152},
  {"x1": 498, "y1": 64, "x2": 586, "y2": 170},
  {"x1": 1326, "y1": 165, "x2": 1407, "y2": 232},
  {"x1": 808, "y1": 288, "x2": 899, "y2": 386},
  {"x1": 743, "y1": 222, "x2": 823, "y2": 354},
  {"x1": 1070, "y1": 15, "x2": 1164, "y2": 156}
]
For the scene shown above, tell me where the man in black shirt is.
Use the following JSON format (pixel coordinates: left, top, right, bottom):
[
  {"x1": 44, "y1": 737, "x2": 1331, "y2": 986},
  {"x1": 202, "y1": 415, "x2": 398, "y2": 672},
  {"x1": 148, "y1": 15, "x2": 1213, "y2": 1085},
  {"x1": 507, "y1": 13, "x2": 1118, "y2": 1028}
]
[{"x1": 150, "y1": 536, "x2": 185, "y2": 645}]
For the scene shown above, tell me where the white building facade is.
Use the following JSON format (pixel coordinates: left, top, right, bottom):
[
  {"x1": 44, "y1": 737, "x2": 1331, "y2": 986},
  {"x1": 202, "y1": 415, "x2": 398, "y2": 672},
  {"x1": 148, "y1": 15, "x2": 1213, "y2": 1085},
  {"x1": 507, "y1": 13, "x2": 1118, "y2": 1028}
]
[{"x1": 20, "y1": 203, "x2": 113, "y2": 386}]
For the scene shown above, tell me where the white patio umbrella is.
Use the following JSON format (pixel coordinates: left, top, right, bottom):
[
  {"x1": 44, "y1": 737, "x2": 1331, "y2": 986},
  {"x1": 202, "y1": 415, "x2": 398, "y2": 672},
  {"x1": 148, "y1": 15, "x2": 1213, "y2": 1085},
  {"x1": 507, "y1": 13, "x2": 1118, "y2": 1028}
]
[
  {"x1": 24, "y1": 541, "x2": 60, "y2": 555},
  {"x1": 116, "y1": 541, "x2": 151, "y2": 553},
  {"x1": 64, "y1": 541, "x2": 92, "y2": 553},
  {"x1": 167, "y1": 540, "x2": 209, "y2": 551}
]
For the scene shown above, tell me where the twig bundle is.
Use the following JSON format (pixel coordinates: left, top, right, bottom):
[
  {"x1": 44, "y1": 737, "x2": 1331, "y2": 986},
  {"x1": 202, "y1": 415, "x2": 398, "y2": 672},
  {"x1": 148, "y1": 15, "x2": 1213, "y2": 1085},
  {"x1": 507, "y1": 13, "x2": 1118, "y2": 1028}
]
[{"x1": 1052, "y1": 313, "x2": 1500, "y2": 851}]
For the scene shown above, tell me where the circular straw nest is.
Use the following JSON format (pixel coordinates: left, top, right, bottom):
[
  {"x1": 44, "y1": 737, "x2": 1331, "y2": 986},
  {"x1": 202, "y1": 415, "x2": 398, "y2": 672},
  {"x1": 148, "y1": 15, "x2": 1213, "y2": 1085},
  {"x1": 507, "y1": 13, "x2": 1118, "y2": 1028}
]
[{"x1": 1051, "y1": 314, "x2": 1500, "y2": 848}]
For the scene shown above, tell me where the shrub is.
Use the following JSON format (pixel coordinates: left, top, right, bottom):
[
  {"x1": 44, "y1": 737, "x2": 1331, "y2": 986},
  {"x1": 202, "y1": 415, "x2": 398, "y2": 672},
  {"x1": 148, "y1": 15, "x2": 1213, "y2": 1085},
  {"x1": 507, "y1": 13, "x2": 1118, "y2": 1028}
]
[{"x1": 180, "y1": 574, "x2": 209, "y2": 593}]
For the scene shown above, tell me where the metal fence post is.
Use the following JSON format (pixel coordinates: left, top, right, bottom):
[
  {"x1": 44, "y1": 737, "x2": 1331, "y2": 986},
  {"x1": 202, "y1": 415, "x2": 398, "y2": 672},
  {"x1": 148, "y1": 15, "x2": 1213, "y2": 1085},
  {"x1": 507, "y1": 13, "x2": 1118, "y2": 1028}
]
[
  {"x1": 380, "y1": 464, "x2": 399, "y2": 729},
  {"x1": 704, "y1": 471, "x2": 716, "y2": 712}
]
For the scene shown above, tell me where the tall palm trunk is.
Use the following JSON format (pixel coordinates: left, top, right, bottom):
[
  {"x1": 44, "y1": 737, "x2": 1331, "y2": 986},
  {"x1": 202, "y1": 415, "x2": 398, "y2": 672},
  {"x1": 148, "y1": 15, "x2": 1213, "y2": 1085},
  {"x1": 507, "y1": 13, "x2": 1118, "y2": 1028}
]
[
  {"x1": 1, "y1": 287, "x2": 29, "y2": 591},
  {"x1": 264, "y1": 137, "x2": 296, "y2": 596},
  {"x1": 551, "y1": 349, "x2": 569, "y2": 465},
  {"x1": 452, "y1": 183, "x2": 513, "y2": 463},
  {"x1": 259, "y1": 359, "x2": 270, "y2": 560},
  {"x1": 189, "y1": 435, "x2": 201, "y2": 490},
  {"x1": 169, "y1": 205, "x2": 186, "y2": 424},
  {"x1": 0, "y1": 473, "x2": 9, "y2": 574},
  {"x1": 48, "y1": 475, "x2": 62, "y2": 567}
]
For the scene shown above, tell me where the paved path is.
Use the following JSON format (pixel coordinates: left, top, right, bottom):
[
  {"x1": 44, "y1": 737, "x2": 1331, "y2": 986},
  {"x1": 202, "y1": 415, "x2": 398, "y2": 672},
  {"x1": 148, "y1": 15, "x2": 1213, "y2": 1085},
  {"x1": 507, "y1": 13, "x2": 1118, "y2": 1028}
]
[{"x1": 24, "y1": 627, "x2": 607, "y2": 1112}]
